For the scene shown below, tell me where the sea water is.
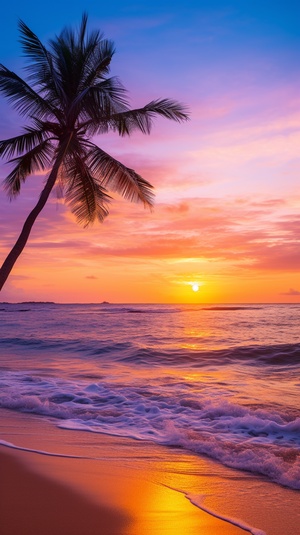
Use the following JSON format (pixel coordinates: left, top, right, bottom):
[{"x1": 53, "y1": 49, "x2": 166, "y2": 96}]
[{"x1": 0, "y1": 302, "x2": 299, "y2": 490}]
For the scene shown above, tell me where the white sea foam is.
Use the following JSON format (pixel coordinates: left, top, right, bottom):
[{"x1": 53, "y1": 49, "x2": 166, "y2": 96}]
[
  {"x1": 0, "y1": 369, "x2": 299, "y2": 489},
  {"x1": 0, "y1": 439, "x2": 87, "y2": 459},
  {"x1": 186, "y1": 494, "x2": 267, "y2": 535}
]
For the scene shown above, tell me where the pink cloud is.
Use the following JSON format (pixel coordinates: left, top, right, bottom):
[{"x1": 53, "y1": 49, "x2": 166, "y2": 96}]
[
  {"x1": 8, "y1": 194, "x2": 293, "y2": 277},
  {"x1": 280, "y1": 288, "x2": 300, "y2": 296}
]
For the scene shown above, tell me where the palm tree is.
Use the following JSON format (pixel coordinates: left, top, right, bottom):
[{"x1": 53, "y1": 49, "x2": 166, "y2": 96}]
[{"x1": 0, "y1": 14, "x2": 188, "y2": 291}]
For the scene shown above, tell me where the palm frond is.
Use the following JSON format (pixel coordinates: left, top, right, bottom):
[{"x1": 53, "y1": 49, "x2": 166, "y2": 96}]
[
  {"x1": 0, "y1": 128, "x2": 50, "y2": 159},
  {"x1": 19, "y1": 20, "x2": 65, "y2": 111},
  {"x1": 3, "y1": 140, "x2": 53, "y2": 197},
  {"x1": 28, "y1": 116, "x2": 62, "y2": 138},
  {"x1": 73, "y1": 77, "x2": 129, "y2": 127},
  {"x1": 78, "y1": 38, "x2": 115, "y2": 89},
  {"x1": 19, "y1": 19, "x2": 50, "y2": 64},
  {"x1": 48, "y1": 15, "x2": 99, "y2": 107},
  {"x1": 143, "y1": 99, "x2": 189, "y2": 122},
  {"x1": 109, "y1": 108, "x2": 152, "y2": 136},
  {"x1": 107, "y1": 98, "x2": 189, "y2": 136},
  {"x1": 62, "y1": 152, "x2": 111, "y2": 226},
  {"x1": 86, "y1": 143, "x2": 155, "y2": 208},
  {"x1": 76, "y1": 14, "x2": 114, "y2": 88},
  {"x1": 90, "y1": 77, "x2": 129, "y2": 107},
  {"x1": 77, "y1": 119, "x2": 110, "y2": 137},
  {"x1": 0, "y1": 64, "x2": 55, "y2": 118},
  {"x1": 78, "y1": 12, "x2": 88, "y2": 49},
  {"x1": 50, "y1": 36, "x2": 73, "y2": 89}
]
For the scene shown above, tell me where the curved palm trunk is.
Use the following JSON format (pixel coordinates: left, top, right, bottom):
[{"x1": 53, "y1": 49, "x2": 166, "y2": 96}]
[{"x1": 0, "y1": 163, "x2": 60, "y2": 292}]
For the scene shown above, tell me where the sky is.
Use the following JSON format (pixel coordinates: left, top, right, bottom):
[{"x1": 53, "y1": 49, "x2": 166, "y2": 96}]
[{"x1": 0, "y1": 0, "x2": 299, "y2": 303}]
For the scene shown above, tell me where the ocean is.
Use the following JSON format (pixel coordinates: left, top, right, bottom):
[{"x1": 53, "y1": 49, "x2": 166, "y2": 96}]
[{"x1": 0, "y1": 302, "x2": 299, "y2": 492}]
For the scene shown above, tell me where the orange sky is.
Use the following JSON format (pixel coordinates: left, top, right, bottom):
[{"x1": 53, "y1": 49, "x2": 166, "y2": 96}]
[{"x1": 0, "y1": 3, "x2": 300, "y2": 303}]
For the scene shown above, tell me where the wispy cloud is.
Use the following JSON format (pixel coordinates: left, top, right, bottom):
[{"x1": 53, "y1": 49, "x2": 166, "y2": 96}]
[{"x1": 280, "y1": 288, "x2": 300, "y2": 296}]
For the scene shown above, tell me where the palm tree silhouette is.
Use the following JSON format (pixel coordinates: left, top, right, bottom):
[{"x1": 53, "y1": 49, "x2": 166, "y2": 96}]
[{"x1": 0, "y1": 14, "x2": 188, "y2": 291}]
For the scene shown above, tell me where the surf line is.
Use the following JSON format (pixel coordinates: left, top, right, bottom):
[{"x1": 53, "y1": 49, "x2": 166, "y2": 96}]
[
  {"x1": 0, "y1": 439, "x2": 93, "y2": 460},
  {"x1": 160, "y1": 482, "x2": 266, "y2": 535},
  {"x1": 187, "y1": 493, "x2": 266, "y2": 535}
]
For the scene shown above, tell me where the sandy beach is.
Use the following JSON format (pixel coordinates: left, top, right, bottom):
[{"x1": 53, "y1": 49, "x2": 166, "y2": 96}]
[
  {"x1": 1, "y1": 408, "x2": 299, "y2": 535},
  {"x1": 0, "y1": 448, "x2": 129, "y2": 535},
  {"x1": 0, "y1": 409, "x2": 246, "y2": 535}
]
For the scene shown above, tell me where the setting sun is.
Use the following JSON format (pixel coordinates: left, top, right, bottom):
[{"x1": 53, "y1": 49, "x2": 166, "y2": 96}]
[{"x1": 192, "y1": 284, "x2": 199, "y2": 292}]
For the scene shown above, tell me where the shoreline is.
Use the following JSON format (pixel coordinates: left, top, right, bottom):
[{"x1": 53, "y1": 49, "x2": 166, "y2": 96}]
[{"x1": 0, "y1": 408, "x2": 299, "y2": 535}]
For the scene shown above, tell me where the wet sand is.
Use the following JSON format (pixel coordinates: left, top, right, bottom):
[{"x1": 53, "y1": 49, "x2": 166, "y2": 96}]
[
  {"x1": 0, "y1": 409, "x2": 299, "y2": 535},
  {"x1": 0, "y1": 448, "x2": 129, "y2": 535}
]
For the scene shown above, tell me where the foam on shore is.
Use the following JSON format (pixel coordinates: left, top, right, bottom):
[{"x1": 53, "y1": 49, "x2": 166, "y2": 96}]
[{"x1": 187, "y1": 494, "x2": 266, "y2": 535}]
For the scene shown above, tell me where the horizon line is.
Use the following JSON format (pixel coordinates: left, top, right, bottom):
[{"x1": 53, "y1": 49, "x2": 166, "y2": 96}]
[{"x1": 1, "y1": 301, "x2": 299, "y2": 306}]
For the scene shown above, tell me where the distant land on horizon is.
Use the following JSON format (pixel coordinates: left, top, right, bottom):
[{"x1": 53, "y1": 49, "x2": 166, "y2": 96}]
[{"x1": 0, "y1": 301, "x2": 110, "y2": 305}]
